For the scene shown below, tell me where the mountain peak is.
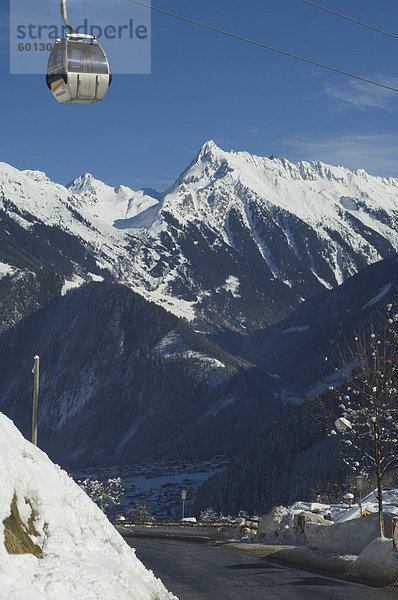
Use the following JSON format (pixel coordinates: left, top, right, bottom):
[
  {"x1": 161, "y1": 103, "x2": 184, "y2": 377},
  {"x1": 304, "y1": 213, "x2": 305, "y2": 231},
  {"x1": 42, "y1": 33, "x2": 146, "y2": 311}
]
[
  {"x1": 0, "y1": 163, "x2": 52, "y2": 185},
  {"x1": 174, "y1": 140, "x2": 228, "y2": 188},
  {"x1": 67, "y1": 173, "x2": 106, "y2": 194},
  {"x1": 22, "y1": 169, "x2": 50, "y2": 183},
  {"x1": 200, "y1": 139, "x2": 221, "y2": 153},
  {"x1": 196, "y1": 140, "x2": 226, "y2": 163}
]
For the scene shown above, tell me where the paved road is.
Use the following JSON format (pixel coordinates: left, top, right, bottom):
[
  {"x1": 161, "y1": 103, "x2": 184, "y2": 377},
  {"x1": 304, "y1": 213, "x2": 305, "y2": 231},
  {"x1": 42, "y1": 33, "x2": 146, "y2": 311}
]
[{"x1": 126, "y1": 538, "x2": 398, "y2": 600}]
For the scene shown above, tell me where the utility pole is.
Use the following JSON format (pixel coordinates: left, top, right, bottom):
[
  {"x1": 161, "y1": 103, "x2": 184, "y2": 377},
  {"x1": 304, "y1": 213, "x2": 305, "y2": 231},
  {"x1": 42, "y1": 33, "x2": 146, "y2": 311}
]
[{"x1": 32, "y1": 355, "x2": 40, "y2": 446}]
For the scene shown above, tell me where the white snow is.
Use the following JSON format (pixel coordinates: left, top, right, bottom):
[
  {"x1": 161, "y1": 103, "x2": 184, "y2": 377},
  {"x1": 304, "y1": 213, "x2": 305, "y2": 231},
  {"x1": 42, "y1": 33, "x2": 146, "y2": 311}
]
[
  {"x1": 67, "y1": 174, "x2": 158, "y2": 226},
  {"x1": 88, "y1": 273, "x2": 104, "y2": 282},
  {"x1": 290, "y1": 489, "x2": 398, "y2": 526},
  {"x1": 257, "y1": 505, "x2": 332, "y2": 546},
  {"x1": 0, "y1": 261, "x2": 16, "y2": 279},
  {"x1": 220, "y1": 275, "x2": 241, "y2": 298},
  {"x1": 201, "y1": 396, "x2": 236, "y2": 418},
  {"x1": 61, "y1": 275, "x2": 85, "y2": 295},
  {"x1": 354, "y1": 537, "x2": 398, "y2": 583},
  {"x1": 1, "y1": 142, "x2": 398, "y2": 326},
  {"x1": 0, "y1": 413, "x2": 176, "y2": 600},
  {"x1": 293, "y1": 514, "x2": 398, "y2": 585},
  {"x1": 304, "y1": 512, "x2": 394, "y2": 555},
  {"x1": 339, "y1": 196, "x2": 359, "y2": 211},
  {"x1": 152, "y1": 142, "x2": 398, "y2": 288},
  {"x1": 258, "y1": 489, "x2": 398, "y2": 586}
]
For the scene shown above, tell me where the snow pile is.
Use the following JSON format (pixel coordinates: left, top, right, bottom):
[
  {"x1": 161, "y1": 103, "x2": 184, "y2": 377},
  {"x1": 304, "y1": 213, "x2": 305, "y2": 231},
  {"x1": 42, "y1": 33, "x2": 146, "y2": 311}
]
[
  {"x1": 259, "y1": 496, "x2": 398, "y2": 585},
  {"x1": 257, "y1": 506, "x2": 332, "y2": 545},
  {"x1": 0, "y1": 413, "x2": 176, "y2": 600},
  {"x1": 305, "y1": 512, "x2": 395, "y2": 554},
  {"x1": 273, "y1": 508, "x2": 398, "y2": 585},
  {"x1": 354, "y1": 537, "x2": 398, "y2": 585}
]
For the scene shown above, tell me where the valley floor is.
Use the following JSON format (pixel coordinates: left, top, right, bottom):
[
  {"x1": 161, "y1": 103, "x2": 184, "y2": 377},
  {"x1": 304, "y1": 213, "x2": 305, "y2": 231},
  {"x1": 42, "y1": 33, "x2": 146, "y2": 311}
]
[{"x1": 71, "y1": 456, "x2": 228, "y2": 520}]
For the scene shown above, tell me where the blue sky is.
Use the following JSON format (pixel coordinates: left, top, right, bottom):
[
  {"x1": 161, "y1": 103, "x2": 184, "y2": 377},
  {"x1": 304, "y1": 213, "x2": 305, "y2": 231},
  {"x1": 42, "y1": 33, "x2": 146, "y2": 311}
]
[{"x1": 1, "y1": 0, "x2": 398, "y2": 190}]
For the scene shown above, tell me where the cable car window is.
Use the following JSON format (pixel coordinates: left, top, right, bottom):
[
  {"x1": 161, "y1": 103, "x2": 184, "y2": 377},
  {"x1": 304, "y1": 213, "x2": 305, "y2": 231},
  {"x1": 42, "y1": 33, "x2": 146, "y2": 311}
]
[
  {"x1": 87, "y1": 44, "x2": 108, "y2": 74},
  {"x1": 48, "y1": 44, "x2": 64, "y2": 75},
  {"x1": 48, "y1": 51, "x2": 54, "y2": 70},
  {"x1": 68, "y1": 46, "x2": 84, "y2": 72},
  {"x1": 66, "y1": 42, "x2": 108, "y2": 74}
]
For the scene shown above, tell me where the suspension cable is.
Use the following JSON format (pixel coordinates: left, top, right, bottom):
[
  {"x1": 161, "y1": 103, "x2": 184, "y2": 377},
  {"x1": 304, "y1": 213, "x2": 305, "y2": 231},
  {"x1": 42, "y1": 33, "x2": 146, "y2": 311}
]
[
  {"x1": 126, "y1": 0, "x2": 398, "y2": 93},
  {"x1": 299, "y1": 0, "x2": 398, "y2": 41}
]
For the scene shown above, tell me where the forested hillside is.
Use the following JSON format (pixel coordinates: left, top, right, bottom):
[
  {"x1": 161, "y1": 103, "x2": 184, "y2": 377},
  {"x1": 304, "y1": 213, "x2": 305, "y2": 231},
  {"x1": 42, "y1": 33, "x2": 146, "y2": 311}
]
[
  {"x1": 192, "y1": 398, "x2": 344, "y2": 516},
  {"x1": 0, "y1": 281, "x2": 282, "y2": 466}
]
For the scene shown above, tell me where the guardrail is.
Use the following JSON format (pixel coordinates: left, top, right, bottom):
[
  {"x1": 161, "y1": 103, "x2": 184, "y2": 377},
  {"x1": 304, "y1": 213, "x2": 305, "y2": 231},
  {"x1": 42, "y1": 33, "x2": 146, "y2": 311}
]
[{"x1": 118, "y1": 517, "x2": 260, "y2": 539}]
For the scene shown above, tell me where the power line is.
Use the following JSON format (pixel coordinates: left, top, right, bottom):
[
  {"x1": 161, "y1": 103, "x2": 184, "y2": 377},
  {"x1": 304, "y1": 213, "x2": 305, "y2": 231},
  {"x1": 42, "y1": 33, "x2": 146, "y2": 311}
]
[
  {"x1": 299, "y1": 0, "x2": 398, "y2": 41},
  {"x1": 126, "y1": 0, "x2": 398, "y2": 93}
]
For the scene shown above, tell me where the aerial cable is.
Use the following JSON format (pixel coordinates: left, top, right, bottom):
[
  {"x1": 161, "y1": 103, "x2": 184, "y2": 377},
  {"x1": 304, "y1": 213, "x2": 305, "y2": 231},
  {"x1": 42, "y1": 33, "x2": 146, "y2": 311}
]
[
  {"x1": 299, "y1": 0, "x2": 398, "y2": 41},
  {"x1": 126, "y1": 0, "x2": 398, "y2": 93}
]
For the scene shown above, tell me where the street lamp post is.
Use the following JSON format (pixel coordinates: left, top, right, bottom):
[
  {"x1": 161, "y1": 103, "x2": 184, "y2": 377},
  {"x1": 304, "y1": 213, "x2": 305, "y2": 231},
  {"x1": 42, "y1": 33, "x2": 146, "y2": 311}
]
[{"x1": 181, "y1": 490, "x2": 187, "y2": 520}]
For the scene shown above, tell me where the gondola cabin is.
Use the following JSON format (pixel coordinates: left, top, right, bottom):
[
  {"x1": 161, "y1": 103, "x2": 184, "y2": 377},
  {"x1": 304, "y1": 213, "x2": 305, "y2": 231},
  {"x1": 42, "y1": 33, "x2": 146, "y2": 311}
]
[{"x1": 47, "y1": 37, "x2": 111, "y2": 104}]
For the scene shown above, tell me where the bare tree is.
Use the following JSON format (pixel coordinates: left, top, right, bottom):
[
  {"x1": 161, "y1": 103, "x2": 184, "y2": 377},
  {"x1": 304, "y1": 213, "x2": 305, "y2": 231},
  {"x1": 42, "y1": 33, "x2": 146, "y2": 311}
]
[
  {"x1": 108, "y1": 477, "x2": 124, "y2": 524},
  {"x1": 78, "y1": 478, "x2": 112, "y2": 514},
  {"x1": 328, "y1": 302, "x2": 398, "y2": 537},
  {"x1": 127, "y1": 504, "x2": 155, "y2": 524}
]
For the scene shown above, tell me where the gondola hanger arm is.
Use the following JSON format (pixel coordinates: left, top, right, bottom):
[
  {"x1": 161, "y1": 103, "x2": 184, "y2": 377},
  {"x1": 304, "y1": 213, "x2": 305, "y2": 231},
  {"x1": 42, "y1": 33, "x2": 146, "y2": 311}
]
[
  {"x1": 60, "y1": 0, "x2": 97, "y2": 40},
  {"x1": 60, "y1": 0, "x2": 76, "y2": 35}
]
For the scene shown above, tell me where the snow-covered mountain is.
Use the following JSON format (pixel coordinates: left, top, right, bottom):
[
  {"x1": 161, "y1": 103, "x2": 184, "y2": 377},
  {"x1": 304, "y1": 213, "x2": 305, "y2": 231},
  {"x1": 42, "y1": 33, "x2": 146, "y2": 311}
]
[
  {"x1": 66, "y1": 173, "x2": 160, "y2": 225},
  {"x1": 1, "y1": 142, "x2": 398, "y2": 333},
  {"x1": 1, "y1": 146, "x2": 398, "y2": 470},
  {"x1": 0, "y1": 412, "x2": 175, "y2": 600}
]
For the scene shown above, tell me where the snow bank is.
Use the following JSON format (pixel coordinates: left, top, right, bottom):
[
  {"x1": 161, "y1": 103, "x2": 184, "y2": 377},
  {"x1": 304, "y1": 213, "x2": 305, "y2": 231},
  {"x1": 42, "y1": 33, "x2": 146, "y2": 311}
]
[
  {"x1": 305, "y1": 512, "x2": 395, "y2": 555},
  {"x1": 259, "y1": 503, "x2": 398, "y2": 585},
  {"x1": 275, "y1": 533, "x2": 398, "y2": 587},
  {"x1": 257, "y1": 506, "x2": 332, "y2": 545},
  {"x1": 274, "y1": 513, "x2": 398, "y2": 586},
  {"x1": 354, "y1": 537, "x2": 398, "y2": 585},
  {"x1": 0, "y1": 413, "x2": 176, "y2": 600}
]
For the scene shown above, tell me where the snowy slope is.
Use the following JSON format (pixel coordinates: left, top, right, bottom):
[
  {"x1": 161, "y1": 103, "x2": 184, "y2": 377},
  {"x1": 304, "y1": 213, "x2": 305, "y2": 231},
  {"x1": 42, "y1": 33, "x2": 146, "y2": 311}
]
[
  {"x1": 239, "y1": 254, "x2": 398, "y2": 394},
  {"x1": 1, "y1": 141, "x2": 398, "y2": 332},
  {"x1": 67, "y1": 173, "x2": 159, "y2": 225},
  {"x1": 149, "y1": 141, "x2": 398, "y2": 287},
  {"x1": 0, "y1": 162, "x2": 194, "y2": 322},
  {"x1": 0, "y1": 412, "x2": 176, "y2": 600}
]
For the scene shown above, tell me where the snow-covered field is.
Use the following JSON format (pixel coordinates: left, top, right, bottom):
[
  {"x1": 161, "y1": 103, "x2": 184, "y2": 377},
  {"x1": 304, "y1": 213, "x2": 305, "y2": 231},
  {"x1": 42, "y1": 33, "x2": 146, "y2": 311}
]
[
  {"x1": 0, "y1": 413, "x2": 176, "y2": 600},
  {"x1": 72, "y1": 456, "x2": 228, "y2": 521}
]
